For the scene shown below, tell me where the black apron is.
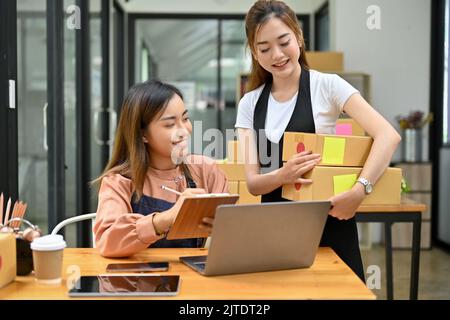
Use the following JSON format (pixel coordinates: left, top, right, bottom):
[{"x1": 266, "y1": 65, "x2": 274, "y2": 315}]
[
  {"x1": 131, "y1": 174, "x2": 204, "y2": 248},
  {"x1": 253, "y1": 69, "x2": 365, "y2": 281}
]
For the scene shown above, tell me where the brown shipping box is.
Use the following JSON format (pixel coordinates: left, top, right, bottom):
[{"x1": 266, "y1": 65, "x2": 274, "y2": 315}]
[
  {"x1": 228, "y1": 181, "x2": 239, "y2": 195},
  {"x1": 282, "y1": 166, "x2": 402, "y2": 205},
  {"x1": 0, "y1": 232, "x2": 16, "y2": 289},
  {"x1": 238, "y1": 181, "x2": 261, "y2": 204},
  {"x1": 336, "y1": 118, "x2": 366, "y2": 136},
  {"x1": 305, "y1": 51, "x2": 343, "y2": 72},
  {"x1": 226, "y1": 140, "x2": 243, "y2": 163},
  {"x1": 282, "y1": 132, "x2": 373, "y2": 167},
  {"x1": 217, "y1": 162, "x2": 247, "y2": 181}
]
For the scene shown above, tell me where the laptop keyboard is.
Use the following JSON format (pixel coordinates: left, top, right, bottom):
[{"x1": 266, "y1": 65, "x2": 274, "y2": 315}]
[
  {"x1": 181, "y1": 255, "x2": 207, "y2": 272},
  {"x1": 193, "y1": 262, "x2": 206, "y2": 271}
]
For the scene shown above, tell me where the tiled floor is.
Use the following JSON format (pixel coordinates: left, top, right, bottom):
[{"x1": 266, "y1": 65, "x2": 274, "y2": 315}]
[{"x1": 360, "y1": 244, "x2": 450, "y2": 300}]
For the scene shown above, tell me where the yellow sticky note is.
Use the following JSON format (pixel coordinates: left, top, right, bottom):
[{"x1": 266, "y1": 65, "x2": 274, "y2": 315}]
[
  {"x1": 322, "y1": 137, "x2": 346, "y2": 164},
  {"x1": 333, "y1": 174, "x2": 357, "y2": 195}
]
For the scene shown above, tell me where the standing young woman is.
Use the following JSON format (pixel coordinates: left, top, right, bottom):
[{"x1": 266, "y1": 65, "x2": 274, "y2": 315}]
[
  {"x1": 94, "y1": 80, "x2": 228, "y2": 258},
  {"x1": 235, "y1": 0, "x2": 401, "y2": 281}
]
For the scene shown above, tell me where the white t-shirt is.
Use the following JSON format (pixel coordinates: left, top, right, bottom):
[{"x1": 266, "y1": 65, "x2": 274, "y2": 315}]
[{"x1": 235, "y1": 69, "x2": 360, "y2": 143}]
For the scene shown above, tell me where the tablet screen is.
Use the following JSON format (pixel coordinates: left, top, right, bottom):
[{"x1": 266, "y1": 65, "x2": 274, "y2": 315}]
[{"x1": 68, "y1": 275, "x2": 180, "y2": 297}]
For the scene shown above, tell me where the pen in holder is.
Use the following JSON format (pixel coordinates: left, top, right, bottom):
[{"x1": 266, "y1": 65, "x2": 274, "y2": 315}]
[{"x1": 2, "y1": 218, "x2": 42, "y2": 276}]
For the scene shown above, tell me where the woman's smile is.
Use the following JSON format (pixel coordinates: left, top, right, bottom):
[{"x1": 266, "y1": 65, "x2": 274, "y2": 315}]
[
  {"x1": 272, "y1": 58, "x2": 290, "y2": 69},
  {"x1": 172, "y1": 139, "x2": 188, "y2": 148}
]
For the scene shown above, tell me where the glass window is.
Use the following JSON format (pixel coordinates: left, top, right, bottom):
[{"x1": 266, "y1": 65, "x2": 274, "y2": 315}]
[
  {"x1": 90, "y1": 4, "x2": 104, "y2": 209},
  {"x1": 64, "y1": 0, "x2": 77, "y2": 246},
  {"x1": 444, "y1": 0, "x2": 449, "y2": 144},
  {"x1": 315, "y1": 3, "x2": 330, "y2": 51},
  {"x1": 132, "y1": 15, "x2": 309, "y2": 159},
  {"x1": 221, "y1": 20, "x2": 249, "y2": 133},
  {"x1": 17, "y1": 0, "x2": 106, "y2": 245},
  {"x1": 17, "y1": 0, "x2": 49, "y2": 233},
  {"x1": 135, "y1": 19, "x2": 220, "y2": 157}
]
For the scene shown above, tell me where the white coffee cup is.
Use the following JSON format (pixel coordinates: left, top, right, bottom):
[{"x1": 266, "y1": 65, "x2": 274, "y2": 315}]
[{"x1": 31, "y1": 235, "x2": 66, "y2": 284}]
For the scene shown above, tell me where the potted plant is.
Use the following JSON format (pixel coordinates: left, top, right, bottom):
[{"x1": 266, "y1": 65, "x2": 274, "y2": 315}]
[{"x1": 395, "y1": 111, "x2": 433, "y2": 162}]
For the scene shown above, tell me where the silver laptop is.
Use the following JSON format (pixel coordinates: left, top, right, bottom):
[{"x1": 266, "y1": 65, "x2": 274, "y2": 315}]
[{"x1": 180, "y1": 201, "x2": 330, "y2": 276}]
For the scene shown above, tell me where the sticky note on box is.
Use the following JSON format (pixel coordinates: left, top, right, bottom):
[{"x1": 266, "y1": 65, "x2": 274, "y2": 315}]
[
  {"x1": 336, "y1": 123, "x2": 353, "y2": 136},
  {"x1": 336, "y1": 119, "x2": 366, "y2": 136},
  {"x1": 282, "y1": 132, "x2": 373, "y2": 167},
  {"x1": 323, "y1": 137, "x2": 346, "y2": 165},
  {"x1": 333, "y1": 174, "x2": 357, "y2": 195}
]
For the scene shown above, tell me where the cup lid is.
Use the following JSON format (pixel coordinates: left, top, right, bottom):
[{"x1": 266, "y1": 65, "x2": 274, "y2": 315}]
[{"x1": 31, "y1": 234, "x2": 67, "y2": 251}]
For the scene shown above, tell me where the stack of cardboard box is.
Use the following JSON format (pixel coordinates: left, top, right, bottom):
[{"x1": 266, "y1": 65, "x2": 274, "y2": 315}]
[
  {"x1": 217, "y1": 120, "x2": 401, "y2": 205},
  {"x1": 217, "y1": 140, "x2": 261, "y2": 204},
  {"x1": 305, "y1": 51, "x2": 343, "y2": 72},
  {"x1": 281, "y1": 125, "x2": 402, "y2": 205}
]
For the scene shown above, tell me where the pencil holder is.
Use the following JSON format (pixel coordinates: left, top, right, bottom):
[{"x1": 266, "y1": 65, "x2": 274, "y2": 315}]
[{"x1": 4, "y1": 218, "x2": 42, "y2": 276}]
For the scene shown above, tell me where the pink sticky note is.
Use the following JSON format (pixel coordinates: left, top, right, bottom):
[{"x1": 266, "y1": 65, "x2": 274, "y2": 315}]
[{"x1": 336, "y1": 123, "x2": 353, "y2": 136}]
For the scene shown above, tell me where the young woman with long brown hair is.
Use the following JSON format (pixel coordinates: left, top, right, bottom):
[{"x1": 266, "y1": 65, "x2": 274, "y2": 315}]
[
  {"x1": 94, "y1": 80, "x2": 228, "y2": 258},
  {"x1": 235, "y1": 0, "x2": 401, "y2": 281}
]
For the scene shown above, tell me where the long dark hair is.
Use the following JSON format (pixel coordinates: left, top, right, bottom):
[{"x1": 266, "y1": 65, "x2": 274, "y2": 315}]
[
  {"x1": 94, "y1": 79, "x2": 193, "y2": 199},
  {"x1": 245, "y1": 0, "x2": 309, "y2": 91}
]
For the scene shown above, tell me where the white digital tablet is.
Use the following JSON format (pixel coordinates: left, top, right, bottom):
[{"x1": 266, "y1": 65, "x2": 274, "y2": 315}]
[{"x1": 68, "y1": 275, "x2": 181, "y2": 297}]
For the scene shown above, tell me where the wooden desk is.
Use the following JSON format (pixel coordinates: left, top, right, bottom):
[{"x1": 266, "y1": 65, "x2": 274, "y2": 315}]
[
  {"x1": 0, "y1": 247, "x2": 375, "y2": 300},
  {"x1": 356, "y1": 198, "x2": 426, "y2": 300}
]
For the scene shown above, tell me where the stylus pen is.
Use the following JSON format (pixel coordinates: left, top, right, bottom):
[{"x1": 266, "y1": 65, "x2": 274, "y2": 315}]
[{"x1": 160, "y1": 185, "x2": 182, "y2": 196}]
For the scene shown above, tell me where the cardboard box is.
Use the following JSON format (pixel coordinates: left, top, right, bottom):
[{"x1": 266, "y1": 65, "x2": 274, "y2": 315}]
[
  {"x1": 228, "y1": 181, "x2": 239, "y2": 195},
  {"x1": 238, "y1": 181, "x2": 261, "y2": 204},
  {"x1": 282, "y1": 132, "x2": 373, "y2": 167},
  {"x1": 336, "y1": 118, "x2": 366, "y2": 136},
  {"x1": 305, "y1": 51, "x2": 343, "y2": 72},
  {"x1": 217, "y1": 162, "x2": 247, "y2": 181},
  {"x1": 227, "y1": 140, "x2": 243, "y2": 163},
  {"x1": 282, "y1": 166, "x2": 402, "y2": 205},
  {"x1": 0, "y1": 233, "x2": 16, "y2": 289}
]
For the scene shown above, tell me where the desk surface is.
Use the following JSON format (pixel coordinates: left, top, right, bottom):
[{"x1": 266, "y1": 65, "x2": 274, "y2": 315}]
[
  {"x1": 0, "y1": 247, "x2": 375, "y2": 300},
  {"x1": 357, "y1": 197, "x2": 426, "y2": 213}
]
